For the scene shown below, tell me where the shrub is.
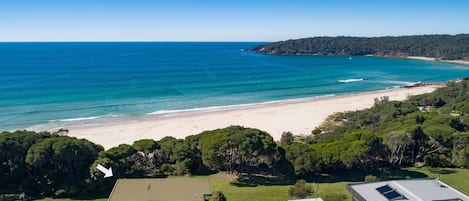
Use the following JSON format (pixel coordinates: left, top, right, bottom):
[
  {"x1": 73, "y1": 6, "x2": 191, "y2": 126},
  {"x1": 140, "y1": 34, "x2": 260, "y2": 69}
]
[
  {"x1": 424, "y1": 154, "x2": 451, "y2": 167},
  {"x1": 288, "y1": 179, "x2": 313, "y2": 199},
  {"x1": 280, "y1": 132, "x2": 295, "y2": 145},
  {"x1": 364, "y1": 175, "x2": 379, "y2": 182},
  {"x1": 160, "y1": 163, "x2": 175, "y2": 175},
  {"x1": 210, "y1": 191, "x2": 227, "y2": 201}
]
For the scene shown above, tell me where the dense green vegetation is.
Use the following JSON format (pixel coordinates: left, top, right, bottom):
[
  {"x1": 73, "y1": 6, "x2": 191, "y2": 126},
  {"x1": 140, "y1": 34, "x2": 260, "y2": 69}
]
[
  {"x1": 0, "y1": 131, "x2": 103, "y2": 199},
  {"x1": 308, "y1": 78, "x2": 469, "y2": 170},
  {"x1": 2, "y1": 79, "x2": 469, "y2": 200},
  {"x1": 252, "y1": 34, "x2": 469, "y2": 60}
]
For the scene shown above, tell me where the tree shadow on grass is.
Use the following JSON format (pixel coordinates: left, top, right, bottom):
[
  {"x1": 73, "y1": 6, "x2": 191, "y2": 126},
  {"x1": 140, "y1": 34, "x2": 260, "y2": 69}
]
[
  {"x1": 311, "y1": 172, "x2": 366, "y2": 183},
  {"x1": 427, "y1": 168, "x2": 457, "y2": 175},
  {"x1": 230, "y1": 174, "x2": 296, "y2": 187},
  {"x1": 229, "y1": 168, "x2": 432, "y2": 187},
  {"x1": 231, "y1": 170, "x2": 376, "y2": 187},
  {"x1": 376, "y1": 168, "x2": 429, "y2": 180},
  {"x1": 308, "y1": 168, "x2": 429, "y2": 183}
]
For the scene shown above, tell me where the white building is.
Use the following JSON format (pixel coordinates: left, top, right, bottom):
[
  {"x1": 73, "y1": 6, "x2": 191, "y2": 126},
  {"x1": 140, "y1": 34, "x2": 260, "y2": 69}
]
[{"x1": 347, "y1": 178, "x2": 469, "y2": 201}]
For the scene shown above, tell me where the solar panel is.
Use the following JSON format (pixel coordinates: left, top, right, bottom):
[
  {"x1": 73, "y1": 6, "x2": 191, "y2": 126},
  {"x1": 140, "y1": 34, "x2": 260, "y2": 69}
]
[
  {"x1": 376, "y1": 185, "x2": 407, "y2": 200},
  {"x1": 383, "y1": 191, "x2": 403, "y2": 200},
  {"x1": 377, "y1": 185, "x2": 393, "y2": 193}
]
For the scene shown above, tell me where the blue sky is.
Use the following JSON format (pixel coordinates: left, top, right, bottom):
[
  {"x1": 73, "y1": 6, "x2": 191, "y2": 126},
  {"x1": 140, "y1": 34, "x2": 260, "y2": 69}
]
[{"x1": 1, "y1": 0, "x2": 469, "y2": 41}]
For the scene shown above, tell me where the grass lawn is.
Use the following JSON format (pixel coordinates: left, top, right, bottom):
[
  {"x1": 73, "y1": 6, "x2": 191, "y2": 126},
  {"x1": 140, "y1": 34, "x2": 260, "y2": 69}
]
[
  {"x1": 33, "y1": 168, "x2": 469, "y2": 201},
  {"x1": 407, "y1": 167, "x2": 469, "y2": 195},
  {"x1": 209, "y1": 173, "x2": 352, "y2": 201},
  {"x1": 209, "y1": 168, "x2": 469, "y2": 201}
]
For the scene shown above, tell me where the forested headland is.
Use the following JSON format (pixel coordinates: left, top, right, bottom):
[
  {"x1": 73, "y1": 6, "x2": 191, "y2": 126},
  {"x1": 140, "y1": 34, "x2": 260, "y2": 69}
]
[
  {"x1": 1, "y1": 79, "x2": 469, "y2": 199},
  {"x1": 252, "y1": 34, "x2": 469, "y2": 61}
]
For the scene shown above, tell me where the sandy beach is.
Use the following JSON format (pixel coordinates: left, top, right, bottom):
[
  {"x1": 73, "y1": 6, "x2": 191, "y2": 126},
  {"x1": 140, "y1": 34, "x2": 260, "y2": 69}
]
[
  {"x1": 406, "y1": 56, "x2": 469, "y2": 65},
  {"x1": 67, "y1": 85, "x2": 442, "y2": 149},
  {"x1": 364, "y1": 55, "x2": 469, "y2": 65}
]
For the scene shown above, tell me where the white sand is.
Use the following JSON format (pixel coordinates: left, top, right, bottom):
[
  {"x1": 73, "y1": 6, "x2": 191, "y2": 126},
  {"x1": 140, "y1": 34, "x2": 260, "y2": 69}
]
[
  {"x1": 406, "y1": 56, "x2": 437, "y2": 61},
  {"x1": 406, "y1": 56, "x2": 469, "y2": 65},
  {"x1": 67, "y1": 86, "x2": 441, "y2": 149},
  {"x1": 365, "y1": 55, "x2": 469, "y2": 65}
]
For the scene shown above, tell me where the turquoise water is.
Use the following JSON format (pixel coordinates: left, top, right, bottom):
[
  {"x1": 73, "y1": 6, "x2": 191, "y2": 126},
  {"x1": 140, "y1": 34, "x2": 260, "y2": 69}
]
[{"x1": 1, "y1": 42, "x2": 468, "y2": 131}]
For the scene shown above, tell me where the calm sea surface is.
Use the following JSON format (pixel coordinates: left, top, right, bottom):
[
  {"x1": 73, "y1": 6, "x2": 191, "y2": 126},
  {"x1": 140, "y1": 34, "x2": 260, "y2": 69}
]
[{"x1": 1, "y1": 42, "x2": 468, "y2": 131}]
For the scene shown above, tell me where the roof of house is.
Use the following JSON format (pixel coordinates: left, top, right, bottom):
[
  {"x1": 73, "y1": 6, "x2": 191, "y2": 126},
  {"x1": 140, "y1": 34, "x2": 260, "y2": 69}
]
[
  {"x1": 108, "y1": 178, "x2": 212, "y2": 201},
  {"x1": 347, "y1": 178, "x2": 469, "y2": 201}
]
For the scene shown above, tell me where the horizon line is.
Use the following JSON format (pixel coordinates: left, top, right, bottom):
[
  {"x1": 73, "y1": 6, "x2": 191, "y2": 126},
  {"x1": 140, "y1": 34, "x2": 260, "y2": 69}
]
[
  {"x1": 1, "y1": 33, "x2": 468, "y2": 43},
  {"x1": 0, "y1": 40, "x2": 273, "y2": 43}
]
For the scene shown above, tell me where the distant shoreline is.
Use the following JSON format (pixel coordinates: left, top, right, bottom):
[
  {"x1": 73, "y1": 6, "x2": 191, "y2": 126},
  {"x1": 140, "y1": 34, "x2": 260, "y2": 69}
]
[
  {"x1": 365, "y1": 54, "x2": 469, "y2": 65},
  {"x1": 266, "y1": 53, "x2": 469, "y2": 66},
  {"x1": 255, "y1": 50, "x2": 469, "y2": 65},
  {"x1": 404, "y1": 56, "x2": 469, "y2": 65}
]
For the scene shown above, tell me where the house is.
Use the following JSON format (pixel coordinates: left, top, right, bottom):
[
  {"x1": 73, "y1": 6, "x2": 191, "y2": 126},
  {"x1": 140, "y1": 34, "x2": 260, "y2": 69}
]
[
  {"x1": 347, "y1": 178, "x2": 469, "y2": 201},
  {"x1": 108, "y1": 178, "x2": 212, "y2": 201}
]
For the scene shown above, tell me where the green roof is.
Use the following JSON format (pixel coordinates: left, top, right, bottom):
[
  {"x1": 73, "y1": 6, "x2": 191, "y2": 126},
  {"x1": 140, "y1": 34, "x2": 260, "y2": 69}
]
[{"x1": 108, "y1": 178, "x2": 212, "y2": 201}]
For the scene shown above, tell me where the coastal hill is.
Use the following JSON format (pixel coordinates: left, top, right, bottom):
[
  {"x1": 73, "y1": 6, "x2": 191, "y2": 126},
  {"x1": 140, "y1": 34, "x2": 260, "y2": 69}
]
[{"x1": 252, "y1": 34, "x2": 469, "y2": 61}]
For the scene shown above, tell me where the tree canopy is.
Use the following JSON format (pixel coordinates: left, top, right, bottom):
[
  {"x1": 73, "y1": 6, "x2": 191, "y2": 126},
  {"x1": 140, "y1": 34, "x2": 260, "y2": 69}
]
[{"x1": 201, "y1": 126, "x2": 276, "y2": 174}]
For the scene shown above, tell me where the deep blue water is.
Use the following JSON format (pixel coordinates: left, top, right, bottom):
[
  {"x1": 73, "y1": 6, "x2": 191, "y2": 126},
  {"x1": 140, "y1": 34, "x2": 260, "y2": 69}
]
[{"x1": 1, "y1": 42, "x2": 468, "y2": 131}]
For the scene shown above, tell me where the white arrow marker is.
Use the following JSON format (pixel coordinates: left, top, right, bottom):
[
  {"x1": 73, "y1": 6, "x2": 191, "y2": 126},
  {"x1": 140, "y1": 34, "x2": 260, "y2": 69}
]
[{"x1": 96, "y1": 164, "x2": 113, "y2": 178}]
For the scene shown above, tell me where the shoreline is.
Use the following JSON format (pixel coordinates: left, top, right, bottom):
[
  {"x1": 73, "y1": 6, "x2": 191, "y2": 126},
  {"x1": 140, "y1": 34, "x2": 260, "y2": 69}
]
[
  {"x1": 396, "y1": 56, "x2": 469, "y2": 65},
  {"x1": 372, "y1": 55, "x2": 469, "y2": 66},
  {"x1": 65, "y1": 85, "x2": 443, "y2": 149},
  {"x1": 405, "y1": 56, "x2": 469, "y2": 65}
]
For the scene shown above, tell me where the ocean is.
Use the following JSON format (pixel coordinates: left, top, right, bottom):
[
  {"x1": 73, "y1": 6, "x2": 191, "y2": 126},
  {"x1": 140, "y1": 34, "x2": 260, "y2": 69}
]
[{"x1": 1, "y1": 42, "x2": 468, "y2": 131}]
